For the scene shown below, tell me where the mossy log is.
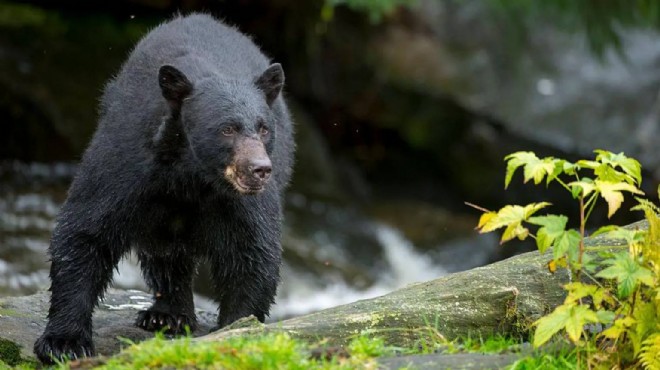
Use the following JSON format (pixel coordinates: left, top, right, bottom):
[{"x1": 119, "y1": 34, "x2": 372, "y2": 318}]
[
  {"x1": 202, "y1": 224, "x2": 637, "y2": 347},
  {"x1": 202, "y1": 250, "x2": 569, "y2": 347}
]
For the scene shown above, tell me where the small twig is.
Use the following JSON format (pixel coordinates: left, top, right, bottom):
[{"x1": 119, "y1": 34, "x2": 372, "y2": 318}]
[{"x1": 464, "y1": 202, "x2": 490, "y2": 213}]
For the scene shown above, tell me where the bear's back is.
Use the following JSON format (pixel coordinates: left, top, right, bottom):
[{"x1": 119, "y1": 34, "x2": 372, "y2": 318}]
[
  {"x1": 128, "y1": 14, "x2": 269, "y2": 80},
  {"x1": 93, "y1": 14, "x2": 275, "y2": 153}
]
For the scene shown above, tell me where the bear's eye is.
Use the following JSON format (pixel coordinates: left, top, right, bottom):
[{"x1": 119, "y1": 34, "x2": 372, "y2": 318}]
[
  {"x1": 221, "y1": 126, "x2": 236, "y2": 136},
  {"x1": 259, "y1": 126, "x2": 269, "y2": 136}
]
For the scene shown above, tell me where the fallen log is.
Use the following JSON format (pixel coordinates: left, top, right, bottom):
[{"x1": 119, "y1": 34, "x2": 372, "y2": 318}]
[{"x1": 202, "y1": 223, "x2": 636, "y2": 347}]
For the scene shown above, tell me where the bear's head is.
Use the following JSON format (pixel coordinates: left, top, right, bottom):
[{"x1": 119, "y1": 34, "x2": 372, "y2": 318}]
[{"x1": 157, "y1": 63, "x2": 284, "y2": 195}]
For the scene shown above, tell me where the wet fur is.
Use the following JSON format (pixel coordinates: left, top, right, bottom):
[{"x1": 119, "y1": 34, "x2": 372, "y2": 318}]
[{"x1": 34, "y1": 13, "x2": 294, "y2": 363}]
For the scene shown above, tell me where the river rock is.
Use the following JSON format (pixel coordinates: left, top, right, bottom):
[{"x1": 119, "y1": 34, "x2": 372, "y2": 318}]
[
  {"x1": 0, "y1": 288, "x2": 215, "y2": 361},
  {"x1": 372, "y1": 0, "x2": 660, "y2": 174}
]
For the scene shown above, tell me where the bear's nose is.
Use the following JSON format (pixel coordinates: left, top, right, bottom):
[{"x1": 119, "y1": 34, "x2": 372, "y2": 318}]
[{"x1": 250, "y1": 159, "x2": 272, "y2": 180}]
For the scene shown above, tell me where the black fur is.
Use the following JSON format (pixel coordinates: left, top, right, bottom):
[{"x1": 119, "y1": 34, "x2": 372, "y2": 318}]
[{"x1": 33, "y1": 13, "x2": 294, "y2": 364}]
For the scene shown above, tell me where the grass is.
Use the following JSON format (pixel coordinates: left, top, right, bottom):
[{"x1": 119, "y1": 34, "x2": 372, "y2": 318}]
[
  {"x1": 1, "y1": 328, "x2": 579, "y2": 369},
  {"x1": 508, "y1": 347, "x2": 581, "y2": 370},
  {"x1": 51, "y1": 332, "x2": 387, "y2": 370}
]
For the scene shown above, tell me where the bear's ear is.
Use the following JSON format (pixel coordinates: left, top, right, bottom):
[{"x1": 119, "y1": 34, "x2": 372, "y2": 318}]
[
  {"x1": 255, "y1": 63, "x2": 284, "y2": 106},
  {"x1": 158, "y1": 65, "x2": 193, "y2": 108}
]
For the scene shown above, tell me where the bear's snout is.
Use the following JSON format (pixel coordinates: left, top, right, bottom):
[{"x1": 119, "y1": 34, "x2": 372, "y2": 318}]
[
  {"x1": 249, "y1": 158, "x2": 272, "y2": 181},
  {"x1": 225, "y1": 137, "x2": 272, "y2": 194}
]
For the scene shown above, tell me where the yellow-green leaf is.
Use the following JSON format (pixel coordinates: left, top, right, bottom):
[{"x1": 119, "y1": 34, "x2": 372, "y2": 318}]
[
  {"x1": 477, "y1": 211, "x2": 496, "y2": 230},
  {"x1": 533, "y1": 304, "x2": 598, "y2": 346},
  {"x1": 505, "y1": 152, "x2": 538, "y2": 189},
  {"x1": 595, "y1": 180, "x2": 644, "y2": 218},
  {"x1": 504, "y1": 152, "x2": 564, "y2": 188},
  {"x1": 600, "y1": 316, "x2": 635, "y2": 340},
  {"x1": 563, "y1": 282, "x2": 598, "y2": 305},
  {"x1": 564, "y1": 306, "x2": 599, "y2": 343},
  {"x1": 568, "y1": 180, "x2": 596, "y2": 198},
  {"x1": 501, "y1": 223, "x2": 529, "y2": 244},
  {"x1": 594, "y1": 150, "x2": 642, "y2": 185},
  {"x1": 476, "y1": 203, "x2": 551, "y2": 234}
]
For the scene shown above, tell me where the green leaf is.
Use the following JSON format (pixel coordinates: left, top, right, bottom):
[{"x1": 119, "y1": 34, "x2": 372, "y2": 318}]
[
  {"x1": 546, "y1": 159, "x2": 572, "y2": 185},
  {"x1": 533, "y1": 304, "x2": 599, "y2": 347},
  {"x1": 595, "y1": 310, "x2": 615, "y2": 324},
  {"x1": 568, "y1": 178, "x2": 595, "y2": 198},
  {"x1": 591, "y1": 225, "x2": 619, "y2": 237},
  {"x1": 527, "y1": 215, "x2": 579, "y2": 259},
  {"x1": 528, "y1": 215, "x2": 568, "y2": 254},
  {"x1": 594, "y1": 163, "x2": 635, "y2": 184},
  {"x1": 596, "y1": 252, "x2": 655, "y2": 298},
  {"x1": 553, "y1": 229, "x2": 581, "y2": 262},
  {"x1": 593, "y1": 226, "x2": 645, "y2": 249},
  {"x1": 576, "y1": 159, "x2": 600, "y2": 170},
  {"x1": 581, "y1": 252, "x2": 599, "y2": 274},
  {"x1": 562, "y1": 161, "x2": 577, "y2": 176},
  {"x1": 594, "y1": 150, "x2": 642, "y2": 185},
  {"x1": 563, "y1": 282, "x2": 598, "y2": 304}
]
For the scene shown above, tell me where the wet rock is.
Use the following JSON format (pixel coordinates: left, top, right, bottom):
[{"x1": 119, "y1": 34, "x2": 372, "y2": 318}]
[
  {"x1": 0, "y1": 288, "x2": 215, "y2": 360},
  {"x1": 372, "y1": 0, "x2": 660, "y2": 174},
  {"x1": 379, "y1": 353, "x2": 523, "y2": 370}
]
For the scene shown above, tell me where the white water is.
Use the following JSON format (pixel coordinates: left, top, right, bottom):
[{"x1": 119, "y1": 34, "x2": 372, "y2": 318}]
[
  {"x1": 270, "y1": 224, "x2": 447, "y2": 319},
  {"x1": 0, "y1": 166, "x2": 457, "y2": 318},
  {"x1": 112, "y1": 223, "x2": 449, "y2": 319}
]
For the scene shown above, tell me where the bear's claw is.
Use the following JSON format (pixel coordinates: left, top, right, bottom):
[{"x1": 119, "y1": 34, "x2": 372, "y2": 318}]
[
  {"x1": 135, "y1": 310, "x2": 196, "y2": 334},
  {"x1": 33, "y1": 333, "x2": 94, "y2": 364}
]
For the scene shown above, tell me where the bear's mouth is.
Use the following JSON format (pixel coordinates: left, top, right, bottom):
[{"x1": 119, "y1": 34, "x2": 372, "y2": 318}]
[
  {"x1": 234, "y1": 179, "x2": 265, "y2": 194},
  {"x1": 224, "y1": 166, "x2": 266, "y2": 195}
]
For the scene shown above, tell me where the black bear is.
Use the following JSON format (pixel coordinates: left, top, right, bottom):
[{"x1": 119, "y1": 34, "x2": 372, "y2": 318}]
[{"x1": 34, "y1": 13, "x2": 294, "y2": 363}]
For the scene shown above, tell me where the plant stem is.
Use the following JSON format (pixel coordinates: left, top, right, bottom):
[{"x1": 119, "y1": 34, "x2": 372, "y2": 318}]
[
  {"x1": 555, "y1": 177, "x2": 572, "y2": 193},
  {"x1": 583, "y1": 193, "x2": 599, "y2": 225},
  {"x1": 582, "y1": 270, "x2": 622, "y2": 305},
  {"x1": 577, "y1": 195, "x2": 586, "y2": 280}
]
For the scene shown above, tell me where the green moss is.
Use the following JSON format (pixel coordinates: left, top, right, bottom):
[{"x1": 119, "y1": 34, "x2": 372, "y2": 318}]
[
  {"x1": 0, "y1": 309, "x2": 17, "y2": 316},
  {"x1": 0, "y1": 338, "x2": 21, "y2": 367},
  {"x1": 0, "y1": 309, "x2": 29, "y2": 318},
  {"x1": 82, "y1": 332, "x2": 384, "y2": 370}
]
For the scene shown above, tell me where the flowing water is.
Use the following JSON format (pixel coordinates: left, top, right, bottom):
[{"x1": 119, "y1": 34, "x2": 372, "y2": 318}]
[{"x1": 0, "y1": 161, "x2": 497, "y2": 319}]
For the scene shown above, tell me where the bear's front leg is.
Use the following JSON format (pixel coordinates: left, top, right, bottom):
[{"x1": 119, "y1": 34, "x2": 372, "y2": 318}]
[
  {"x1": 135, "y1": 251, "x2": 197, "y2": 334},
  {"x1": 209, "y1": 240, "x2": 281, "y2": 329},
  {"x1": 34, "y1": 228, "x2": 123, "y2": 364}
]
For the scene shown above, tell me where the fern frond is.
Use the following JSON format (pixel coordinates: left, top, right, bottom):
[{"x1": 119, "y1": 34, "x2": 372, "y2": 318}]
[
  {"x1": 640, "y1": 333, "x2": 660, "y2": 370},
  {"x1": 634, "y1": 198, "x2": 660, "y2": 272}
]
